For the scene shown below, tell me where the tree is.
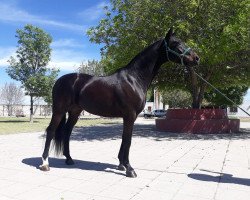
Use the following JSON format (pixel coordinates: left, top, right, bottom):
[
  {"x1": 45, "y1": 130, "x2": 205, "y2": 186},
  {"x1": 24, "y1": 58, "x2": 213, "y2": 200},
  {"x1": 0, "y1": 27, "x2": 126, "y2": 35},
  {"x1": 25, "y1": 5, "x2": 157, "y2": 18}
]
[
  {"x1": 204, "y1": 85, "x2": 248, "y2": 108},
  {"x1": 88, "y1": 0, "x2": 249, "y2": 108},
  {"x1": 7, "y1": 24, "x2": 59, "y2": 122},
  {"x1": 78, "y1": 59, "x2": 105, "y2": 76},
  {"x1": 0, "y1": 83, "x2": 24, "y2": 116},
  {"x1": 161, "y1": 89, "x2": 192, "y2": 108}
]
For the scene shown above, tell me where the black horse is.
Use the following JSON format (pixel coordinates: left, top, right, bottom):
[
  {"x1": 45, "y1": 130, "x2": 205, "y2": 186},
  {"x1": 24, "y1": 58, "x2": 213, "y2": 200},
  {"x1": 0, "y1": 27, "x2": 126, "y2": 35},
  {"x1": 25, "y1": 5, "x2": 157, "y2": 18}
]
[{"x1": 40, "y1": 28, "x2": 199, "y2": 177}]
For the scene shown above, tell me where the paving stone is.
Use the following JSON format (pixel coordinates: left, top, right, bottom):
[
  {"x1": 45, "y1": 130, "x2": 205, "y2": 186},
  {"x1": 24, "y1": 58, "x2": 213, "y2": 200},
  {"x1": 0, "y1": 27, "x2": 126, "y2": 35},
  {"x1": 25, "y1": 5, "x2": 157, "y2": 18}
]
[
  {"x1": 0, "y1": 119, "x2": 249, "y2": 200},
  {"x1": 52, "y1": 191, "x2": 91, "y2": 200},
  {"x1": 215, "y1": 187, "x2": 250, "y2": 200},
  {"x1": 131, "y1": 188, "x2": 175, "y2": 200},
  {"x1": 98, "y1": 185, "x2": 141, "y2": 200}
]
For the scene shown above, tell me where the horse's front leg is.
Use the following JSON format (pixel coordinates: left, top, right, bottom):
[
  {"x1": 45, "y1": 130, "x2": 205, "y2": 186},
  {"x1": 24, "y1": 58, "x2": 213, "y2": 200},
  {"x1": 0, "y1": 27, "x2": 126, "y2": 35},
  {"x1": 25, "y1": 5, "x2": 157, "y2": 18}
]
[{"x1": 118, "y1": 115, "x2": 137, "y2": 178}]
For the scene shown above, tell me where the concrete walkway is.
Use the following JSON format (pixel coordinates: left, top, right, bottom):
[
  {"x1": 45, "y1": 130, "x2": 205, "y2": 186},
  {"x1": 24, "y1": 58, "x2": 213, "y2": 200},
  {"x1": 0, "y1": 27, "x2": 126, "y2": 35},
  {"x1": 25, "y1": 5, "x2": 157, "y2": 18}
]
[{"x1": 0, "y1": 118, "x2": 249, "y2": 200}]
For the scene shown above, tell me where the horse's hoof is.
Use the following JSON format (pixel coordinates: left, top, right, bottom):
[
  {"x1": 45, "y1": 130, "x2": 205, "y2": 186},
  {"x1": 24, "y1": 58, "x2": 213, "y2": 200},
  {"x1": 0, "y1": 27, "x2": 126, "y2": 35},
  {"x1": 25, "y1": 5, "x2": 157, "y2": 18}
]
[
  {"x1": 117, "y1": 164, "x2": 126, "y2": 171},
  {"x1": 39, "y1": 165, "x2": 50, "y2": 171},
  {"x1": 126, "y1": 170, "x2": 137, "y2": 178},
  {"x1": 65, "y1": 158, "x2": 75, "y2": 165}
]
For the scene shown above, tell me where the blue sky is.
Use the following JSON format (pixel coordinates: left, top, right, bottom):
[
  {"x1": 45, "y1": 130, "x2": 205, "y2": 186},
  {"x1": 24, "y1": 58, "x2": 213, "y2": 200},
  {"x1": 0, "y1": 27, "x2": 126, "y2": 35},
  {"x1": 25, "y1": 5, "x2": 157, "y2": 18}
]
[{"x1": 0, "y1": 0, "x2": 108, "y2": 86}]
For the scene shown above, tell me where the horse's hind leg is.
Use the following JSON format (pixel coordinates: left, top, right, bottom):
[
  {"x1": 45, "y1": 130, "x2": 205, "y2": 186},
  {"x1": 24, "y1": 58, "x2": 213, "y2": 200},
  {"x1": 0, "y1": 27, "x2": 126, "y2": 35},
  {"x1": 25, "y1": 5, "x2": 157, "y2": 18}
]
[
  {"x1": 40, "y1": 112, "x2": 64, "y2": 171},
  {"x1": 63, "y1": 109, "x2": 82, "y2": 165}
]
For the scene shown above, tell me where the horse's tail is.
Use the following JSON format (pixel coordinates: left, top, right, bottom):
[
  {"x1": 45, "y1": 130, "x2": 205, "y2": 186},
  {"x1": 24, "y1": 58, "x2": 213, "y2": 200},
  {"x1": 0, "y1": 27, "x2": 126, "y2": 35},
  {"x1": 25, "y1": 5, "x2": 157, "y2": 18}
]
[{"x1": 53, "y1": 114, "x2": 66, "y2": 156}]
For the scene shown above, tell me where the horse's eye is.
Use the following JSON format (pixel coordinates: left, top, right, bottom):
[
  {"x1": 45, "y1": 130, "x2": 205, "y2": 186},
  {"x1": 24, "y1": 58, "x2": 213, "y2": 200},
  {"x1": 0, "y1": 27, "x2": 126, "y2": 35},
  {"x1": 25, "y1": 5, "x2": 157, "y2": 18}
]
[{"x1": 175, "y1": 47, "x2": 183, "y2": 53}]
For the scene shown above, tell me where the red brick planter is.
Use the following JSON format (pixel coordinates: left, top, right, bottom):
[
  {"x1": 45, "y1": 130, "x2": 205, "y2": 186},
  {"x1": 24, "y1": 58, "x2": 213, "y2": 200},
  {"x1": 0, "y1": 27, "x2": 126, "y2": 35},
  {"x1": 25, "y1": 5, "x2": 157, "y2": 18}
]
[{"x1": 155, "y1": 109, "x2": 239, "y2": 134}]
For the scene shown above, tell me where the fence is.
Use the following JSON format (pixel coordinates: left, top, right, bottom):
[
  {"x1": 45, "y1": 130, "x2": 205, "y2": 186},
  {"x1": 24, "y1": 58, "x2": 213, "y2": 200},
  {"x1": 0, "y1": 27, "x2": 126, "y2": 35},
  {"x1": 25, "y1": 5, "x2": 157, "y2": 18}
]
[{"x1": 0, "y1": 104, "x2": 52, "y2": 117}]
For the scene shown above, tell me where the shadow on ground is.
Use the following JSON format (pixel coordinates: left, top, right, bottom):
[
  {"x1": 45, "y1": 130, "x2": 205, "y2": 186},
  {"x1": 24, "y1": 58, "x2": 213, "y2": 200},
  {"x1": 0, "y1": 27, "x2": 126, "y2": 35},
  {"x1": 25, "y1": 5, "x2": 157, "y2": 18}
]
[
  {"x1": 22, "y1": 157, "x2": 124, "y2": 176},
  {"x1": 65, "y1": 123, "x2": 250, "y2": 142},
  {"x1": 188, "y1": 170, "x2": 250, "y2": 186}
]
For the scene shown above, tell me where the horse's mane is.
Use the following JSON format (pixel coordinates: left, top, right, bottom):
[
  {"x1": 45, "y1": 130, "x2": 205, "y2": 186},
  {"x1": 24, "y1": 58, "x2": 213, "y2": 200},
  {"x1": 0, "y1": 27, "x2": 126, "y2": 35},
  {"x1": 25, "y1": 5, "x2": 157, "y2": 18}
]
[
  {"x1": 127, "y1": 39, "x2": 163, "y2": 67},
  {"x1": 112, "y1": 39, "x2": 163, "y2": 74}
]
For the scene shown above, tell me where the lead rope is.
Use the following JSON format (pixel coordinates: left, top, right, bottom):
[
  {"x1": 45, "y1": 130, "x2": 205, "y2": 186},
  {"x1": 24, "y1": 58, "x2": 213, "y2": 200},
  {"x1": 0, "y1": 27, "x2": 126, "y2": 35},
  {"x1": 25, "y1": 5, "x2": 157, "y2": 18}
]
[
  {"x1": 194, "y1": 70, "x2": 250, "y2": 117},
  {"x1": 164, "y1": 39, "x2": 249, "y2": 116}
]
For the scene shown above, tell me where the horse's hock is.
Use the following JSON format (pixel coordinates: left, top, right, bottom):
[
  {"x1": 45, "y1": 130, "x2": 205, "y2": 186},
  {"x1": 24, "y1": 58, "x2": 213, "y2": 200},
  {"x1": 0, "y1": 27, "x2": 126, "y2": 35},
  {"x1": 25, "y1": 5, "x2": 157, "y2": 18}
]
[{"x1": 155, "y1": 109, "x2": 240, "y2": 134}]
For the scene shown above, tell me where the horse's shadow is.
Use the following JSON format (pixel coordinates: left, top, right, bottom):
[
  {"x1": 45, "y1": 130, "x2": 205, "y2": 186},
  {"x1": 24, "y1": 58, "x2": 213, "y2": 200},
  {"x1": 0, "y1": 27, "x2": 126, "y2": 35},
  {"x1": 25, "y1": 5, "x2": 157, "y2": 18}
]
[
  {"x1": 188, "y1": 170, "x2": 250, "y2": 186},
  {"x1": 22, "y1": 157, "x2": 124, "y2": 176}
]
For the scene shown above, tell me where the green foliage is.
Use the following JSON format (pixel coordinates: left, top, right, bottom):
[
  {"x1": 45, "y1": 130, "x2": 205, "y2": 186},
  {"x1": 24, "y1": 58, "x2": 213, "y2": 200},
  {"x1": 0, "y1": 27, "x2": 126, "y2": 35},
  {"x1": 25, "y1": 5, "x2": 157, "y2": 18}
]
[
  {"x1": 161, "y1": 89, "x2": 192, "y2": 108},
  {"x1": 146, "y1": 87, "x2": 154, "y2": 102},
  {"x1": 204, "y1": 85, "x2": 248, "y2": 107},
  {"x1": 6, "y1": 24, "x2": 59, "y2": 104},
  {"x1": 88, "y1": 0, "x2": 249, "y2": 107},
  {"x1": 78, "y1": 59, "x2": 105, "y2": 76}
]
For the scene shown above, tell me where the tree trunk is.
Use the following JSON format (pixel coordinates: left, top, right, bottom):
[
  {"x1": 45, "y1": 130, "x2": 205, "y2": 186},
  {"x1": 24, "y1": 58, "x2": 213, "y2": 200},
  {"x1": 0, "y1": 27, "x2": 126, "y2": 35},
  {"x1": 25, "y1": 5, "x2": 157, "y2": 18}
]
[
  {"x1": 7, "y1": 105, "x2": 10, "y2": 116},
  {"x1": 196, "y1": 83, "x2": 206, "y2": 108},
  {"x1": 189, "y1": 68, "x2": 212, "y2": 109},
  {"x1": 188, "y1": 68, "x2": 200, "y2": 108},
  {"x1": 197, "y1": 72, "x2": 212, "y2": 108},
  {"x1": 30, "y1": 95, "x2": 34, "y2": 123}
]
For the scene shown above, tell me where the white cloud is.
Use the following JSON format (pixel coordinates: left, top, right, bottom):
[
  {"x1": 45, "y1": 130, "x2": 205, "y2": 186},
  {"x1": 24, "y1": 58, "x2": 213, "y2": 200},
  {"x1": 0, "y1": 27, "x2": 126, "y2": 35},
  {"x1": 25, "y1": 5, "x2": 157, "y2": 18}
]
[
  {"x1": 51, "y1": 39, "x2": 84, "y2": 48},
  {"x1": 78, "y1": 1, "x2": 109, "y2": 21},
  {"x1": 0, "y1": 46, "x2": 16, "y2": 67},
  {"x1": 49, "y1": 61, "x2": 81, "y2": 71},
  {"x1": 49, "y1": 48, "x2": 86, "y2": 71},
  {"x1": 0, "y1": 36, "x2": 89, "y2": 70},
  {"x1": 0, "y1": 45, "x2": 85, "y2": 71},
  {"x1": 0, "y1": 3, "x2": 86, "y2": 32}
]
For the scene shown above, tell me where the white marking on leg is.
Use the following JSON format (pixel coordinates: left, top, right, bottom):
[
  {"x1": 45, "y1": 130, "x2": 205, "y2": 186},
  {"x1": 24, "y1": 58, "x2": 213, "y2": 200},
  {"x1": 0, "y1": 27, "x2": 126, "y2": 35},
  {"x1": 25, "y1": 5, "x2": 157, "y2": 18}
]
[
  {"x1": 39, "y1": 157, "x2": 49, "y2": 168},
  {"x1": 42, "y1": 157, "x2": 49, "y2": 166}
]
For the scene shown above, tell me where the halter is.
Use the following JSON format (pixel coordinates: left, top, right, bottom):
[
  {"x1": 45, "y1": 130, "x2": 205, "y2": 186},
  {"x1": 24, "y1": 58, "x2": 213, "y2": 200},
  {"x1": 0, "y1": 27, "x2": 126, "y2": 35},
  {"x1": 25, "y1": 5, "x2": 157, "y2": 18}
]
[{"x1": 164, "y1": 39, "x2": 191, "y2": 66}]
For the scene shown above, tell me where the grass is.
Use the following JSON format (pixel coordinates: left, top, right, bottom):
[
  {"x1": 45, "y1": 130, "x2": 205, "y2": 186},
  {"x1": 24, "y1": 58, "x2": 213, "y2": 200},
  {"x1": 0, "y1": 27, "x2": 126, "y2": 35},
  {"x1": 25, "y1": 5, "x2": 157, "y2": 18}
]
[
  {"x1": 0, "y1": 116, "x2": 249, "y2": 135},
  {"x1": 228, "y1": 115, "x2": 250, "y2": 122},
  {"x1": 0, "y1": 116, "x2": 122, "y2": 135},
  {"x1": 238, "y1": 117, "x2": 250, "y2": 122}
]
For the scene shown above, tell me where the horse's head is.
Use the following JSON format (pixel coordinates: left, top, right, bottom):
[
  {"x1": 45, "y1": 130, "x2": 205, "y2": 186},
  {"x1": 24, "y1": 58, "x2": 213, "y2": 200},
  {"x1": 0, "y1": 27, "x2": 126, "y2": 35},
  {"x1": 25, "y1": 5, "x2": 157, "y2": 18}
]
[{"x1": 164, "y1": 28, "x2": 199, "y2": 67}]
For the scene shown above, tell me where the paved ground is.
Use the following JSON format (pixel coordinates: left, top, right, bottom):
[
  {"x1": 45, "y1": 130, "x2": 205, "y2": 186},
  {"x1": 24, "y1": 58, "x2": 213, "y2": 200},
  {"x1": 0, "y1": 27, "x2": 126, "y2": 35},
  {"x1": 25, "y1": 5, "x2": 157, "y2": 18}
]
[{"x1": 0, "y1": 118, "x2": 249, "y2": 200}]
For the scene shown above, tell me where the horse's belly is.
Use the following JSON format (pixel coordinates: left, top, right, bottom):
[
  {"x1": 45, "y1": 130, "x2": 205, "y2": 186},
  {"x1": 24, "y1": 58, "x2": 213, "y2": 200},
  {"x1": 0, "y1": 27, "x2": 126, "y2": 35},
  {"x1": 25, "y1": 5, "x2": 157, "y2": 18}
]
[
  {"x1": 79, "y1": 89, "x2": 122, "y2": 117},
  {"x1": 82, "y1": 102, "x2": 122, "y2": 117}
]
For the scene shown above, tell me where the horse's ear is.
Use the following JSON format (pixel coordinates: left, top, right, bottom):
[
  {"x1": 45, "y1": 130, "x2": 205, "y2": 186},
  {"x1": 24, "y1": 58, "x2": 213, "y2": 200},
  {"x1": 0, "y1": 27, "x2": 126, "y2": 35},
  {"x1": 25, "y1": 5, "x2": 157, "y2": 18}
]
[{"x1": 165, "y1": 27, "x2": 174, "y2": 41}]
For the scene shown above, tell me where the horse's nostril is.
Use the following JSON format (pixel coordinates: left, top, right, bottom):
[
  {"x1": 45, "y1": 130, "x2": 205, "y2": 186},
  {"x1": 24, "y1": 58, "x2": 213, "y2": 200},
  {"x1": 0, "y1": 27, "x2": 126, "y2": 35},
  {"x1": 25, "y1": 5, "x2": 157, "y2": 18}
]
[{"x1": 195, "y1": 56, "x2": 200, "y2": 63}]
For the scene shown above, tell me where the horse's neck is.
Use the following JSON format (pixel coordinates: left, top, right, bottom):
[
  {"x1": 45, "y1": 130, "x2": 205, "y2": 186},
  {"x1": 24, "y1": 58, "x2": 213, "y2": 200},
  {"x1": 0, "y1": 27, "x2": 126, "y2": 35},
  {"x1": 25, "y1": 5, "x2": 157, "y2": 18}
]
[{"x1": 127, "y1": 40, "x2": 165, "y2": 91}]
